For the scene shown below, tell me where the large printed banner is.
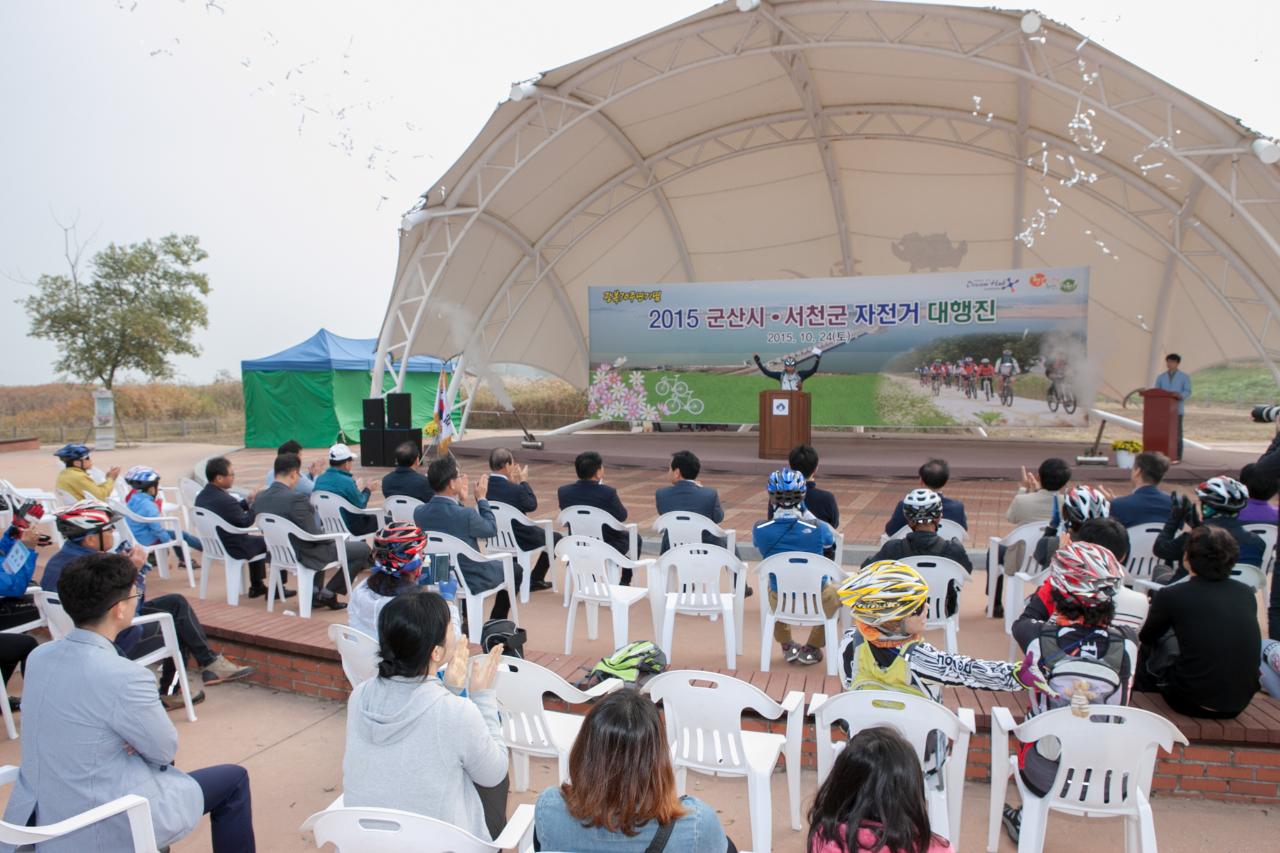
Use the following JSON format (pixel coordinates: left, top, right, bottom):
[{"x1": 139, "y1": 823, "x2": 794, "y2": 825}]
[{"x1": 587, "y1": 266, "x2": 1090, "y2": 428}]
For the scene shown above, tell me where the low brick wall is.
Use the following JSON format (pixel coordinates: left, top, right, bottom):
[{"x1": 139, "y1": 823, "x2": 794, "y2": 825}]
[
  {"x1": 0, "y1": 437, "x2": 39, "y2": 453},
  {"x1": 206, "y1": 637, "x2": 350, "y2": 702}
]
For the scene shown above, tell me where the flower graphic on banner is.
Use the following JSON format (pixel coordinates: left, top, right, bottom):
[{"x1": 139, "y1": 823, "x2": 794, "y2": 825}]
[{"x1": 587, "y1": 363, "x2": 667, "y2": 420}]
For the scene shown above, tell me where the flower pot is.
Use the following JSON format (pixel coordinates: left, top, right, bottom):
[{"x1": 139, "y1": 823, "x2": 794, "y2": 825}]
[{"x1": 1114, "y1": 449, "x2": 1135, "y2": 469}]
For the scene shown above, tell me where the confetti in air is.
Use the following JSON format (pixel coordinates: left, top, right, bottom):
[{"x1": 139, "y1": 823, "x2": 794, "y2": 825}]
[
  {"x1": 971, "y1": 95, "x2": 993, "y2": 122},
  {"x1": 1084, "y1": 229, "x2": 1120, "y2": 261}
]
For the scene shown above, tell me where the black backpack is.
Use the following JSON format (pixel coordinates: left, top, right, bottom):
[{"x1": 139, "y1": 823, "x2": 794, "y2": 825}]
[{"x1": 480, "y1": 619, "x2": 527, "y2": 659}]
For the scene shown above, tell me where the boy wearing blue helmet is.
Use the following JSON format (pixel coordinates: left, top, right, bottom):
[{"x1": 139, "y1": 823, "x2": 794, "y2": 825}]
[
  {"x1": 124, "y1": 466, "x2": 203, "y2": 554},
  {"x1": 753, "y1": 468, "x2": 838, "y2": 665}
]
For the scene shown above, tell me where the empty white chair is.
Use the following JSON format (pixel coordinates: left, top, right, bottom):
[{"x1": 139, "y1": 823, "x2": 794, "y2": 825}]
[
  {"x1": 0, "y1": 765, "x2": 158, "y2": 851},
  {"x1": 311, "y1": 491, "x2": 382, "y2": 544},
  {"x1": 382, "y1": 494, "x2": 424, "y2": 525},
  {"x1": 190, "y1": 507, "x2": 267, "y2": 605},
  {"x1": 654, "y1": 544, "x2": 745, "y2": 668},
  {"x1": 898, "y1": 555, "x2": 970, "y2": 654},
  {"x1": 258, "y1": 513, "x2": 352, "y2": 619},
  {"x1": 1123, "y1": 524, "x2": 1167, "y2": 585},
  {"x1": 1241, "y1": 522, "x2": 1277, "y2": 573},
  {"x1": 110, "y1": 498, "x2": 196, "y2": 588},
  {"x1": 644, "y1": 670, "x2": 804, "y2": 853},
  {"x1": 423, "y1": 532, "x2": 519, "y2": 645},
  {"x1": 986, "y1": 520, "x2": 1050, "y2": 617},
  {"x1": 300, "y1": 802, "x2": 536, "y2": 853},
  {"x1": 757, "y1": 551, "x2": 843, "y2": 676},
  {"x1": 810, "y1": 690, "x2": 975, "y2": 849},
  {"x1": 556, "y1": 536, "x2": 651, "y2": 655},
  {"x1": 178, "y1": 477, "x2": 202, "y2": 514},
  {"x1": 488, "y1": 500, "x2": 555, "y2": 603},
  {"x1": 36, "y1": 590, "x2": 198, "y2": 722},
  {"x1": 987, "y1": 705, "x2": 1187, "y2": 853},
  {"x1": 883, "y1": 518, "x2": 969, "y2": 544},
  {"x1": 493, "y1": 657, "x2": 623, "y2": 791},
  {"x1": 652, "y1": 511, "x2": 737, "y2": 554},
  {"x1": 329, "y1": 623, "x2": 379, "y2": 688}
]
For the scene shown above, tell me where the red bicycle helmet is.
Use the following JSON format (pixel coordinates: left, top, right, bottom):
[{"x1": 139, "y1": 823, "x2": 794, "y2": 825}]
[
  {"x1": 1048, "y1": 541, "x2": 1124, "y2": 607},
  {"x1": 372, "y1": 523, "x2": 427, "y2": 576}
]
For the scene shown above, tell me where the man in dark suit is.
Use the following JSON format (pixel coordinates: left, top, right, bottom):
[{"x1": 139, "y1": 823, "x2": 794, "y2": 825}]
[
  {"x1": 194, "y1": 455, "x2": 294, "y2": 600},
  {"x1": 557, "y1": 451, "x2": 642, "y2": 584},
  {"x1": 252, "y1": 453, "x2": 369, "y2": 610},
  {"x1": 882, "y1": 458, "x2": 968, "y2": 535},
  {"x1": 381, "y1": 442, "x2": 435, "y2": 503},
  {"x1": 767, "y1": 444, "x2": 839, "y2": 559},
  {"x1": 1110, "y1": 451, "x2": 1173, "y2": 528},
  {"x1": 485, "y1": 447, "x2": 555, "y2": 592},
  {"x1": 654, "y1": 450, "x2": 724, "y2": 551},
  {"x1": 414, "y1": 455, "x2": 520, "y2": 620}
]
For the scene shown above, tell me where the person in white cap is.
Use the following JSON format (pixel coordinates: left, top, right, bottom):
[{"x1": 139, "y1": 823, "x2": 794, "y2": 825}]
[{"x1": 314, "y1": 443, "x2": 378, "y2": 536}]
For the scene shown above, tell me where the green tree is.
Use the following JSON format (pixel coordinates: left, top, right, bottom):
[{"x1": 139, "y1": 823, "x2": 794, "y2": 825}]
[{"x1": 22, "y1": 233, "x2": 210, "y2": 389}]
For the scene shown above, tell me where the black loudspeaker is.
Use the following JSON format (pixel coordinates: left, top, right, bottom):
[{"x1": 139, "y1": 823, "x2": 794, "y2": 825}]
[
  {"x1": 386, "y1": 392, "x2": 412, "y2": 430},
  {"x1": 383, "y1": 428, "x2": 423, "y2": 465},
  {"x1": 359, "y1": 429, "x2": 385, "y2": 467},
  {"x1": 362, "y1": 398, "x2": 386, "y2": 430}
]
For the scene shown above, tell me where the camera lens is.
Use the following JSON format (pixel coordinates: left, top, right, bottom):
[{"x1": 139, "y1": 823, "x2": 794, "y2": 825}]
[{"x1": 1252, "y1": 405, "x2": 1280, "y2": 423}]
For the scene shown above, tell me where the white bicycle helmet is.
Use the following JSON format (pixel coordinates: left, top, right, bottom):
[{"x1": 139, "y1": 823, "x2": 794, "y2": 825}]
[
  {"x1": 1060, "y1": 485, "x2": 1110, "y2": 528},
  {"x1": 901, "y1": 488, "x2": 943, "y2": 525},
  {"x1": 1196, "y1": 476, "x2": 1249, "y2": 515}
]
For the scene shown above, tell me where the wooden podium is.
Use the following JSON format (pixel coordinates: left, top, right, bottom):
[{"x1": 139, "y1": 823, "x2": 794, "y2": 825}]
[
  {"x1": 759, "y1": 390, "x2": 811, "y2": 459},
  {"x1": 1140, "y1": 388, "x2": 1182, "y2": 459}
]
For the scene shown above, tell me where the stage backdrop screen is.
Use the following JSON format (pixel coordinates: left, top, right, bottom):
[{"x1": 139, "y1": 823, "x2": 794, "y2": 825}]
[{"x1": 587, "y1": 266, "x2": 1089, "y2": 429}]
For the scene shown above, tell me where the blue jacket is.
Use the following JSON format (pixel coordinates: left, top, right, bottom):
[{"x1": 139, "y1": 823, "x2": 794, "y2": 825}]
[
  {"x1": 655, "y1": 479, "x2": 725, "y2": 551},
  {"x1": 883, "y1": 494, "x2": 967, "y2": 536},
  {"x1": 413, "y1": 496, "x2": 505, "y2": 592},
  {"x1": 1109, "y1": 485, "x2": 1173, "y2": 529},
  {"x1": 125, "y1": 491, "x2": 176, "y2": 547},
  {"x1": 557, "y1": 479, "x2": 640, "y2": 558},
  {"x1": 315, "y1": 467, "x2": 376, "y2": 535},
  {"x1": 381, "y1": 466, "x2": 434, "y2": 504},
  {"x1": 752, "y1": 513, "x2": 834, "y2": 591},
  {"x1": 0, "y1": 530, "x2": 38, "y2": 599},
  {"x1": 1154, "y1": 369, "x2": 1192, "y2": 415}
]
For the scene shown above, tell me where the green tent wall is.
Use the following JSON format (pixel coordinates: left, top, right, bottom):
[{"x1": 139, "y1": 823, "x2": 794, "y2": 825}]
[{"x1": 241, "y1": 330, "x2": 456, "y2": 449}]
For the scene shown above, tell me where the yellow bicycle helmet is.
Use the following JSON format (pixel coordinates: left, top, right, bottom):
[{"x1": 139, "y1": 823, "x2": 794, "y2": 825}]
[{"x1": 838, "y1": 560, "x2": 930, "y2": 626}]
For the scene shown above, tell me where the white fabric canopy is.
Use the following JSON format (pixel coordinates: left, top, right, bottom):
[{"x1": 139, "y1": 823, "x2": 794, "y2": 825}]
[{"x1": 374, "y1": 0, "x2": 1280, "y2": 402}]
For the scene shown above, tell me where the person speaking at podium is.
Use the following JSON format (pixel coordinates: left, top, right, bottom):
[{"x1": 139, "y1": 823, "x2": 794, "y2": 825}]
[{"x1": 753, "y1": 347, "x2": 822, "y2": 391}]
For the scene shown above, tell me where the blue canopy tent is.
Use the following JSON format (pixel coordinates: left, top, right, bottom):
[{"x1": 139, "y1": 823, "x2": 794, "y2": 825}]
[{"x1": 241, "y1": 329, "x2": 455, "y2": 448}]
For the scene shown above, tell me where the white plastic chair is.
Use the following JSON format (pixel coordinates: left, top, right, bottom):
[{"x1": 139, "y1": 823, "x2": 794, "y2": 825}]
[
  {"x1": 1, "y1": 481, "x2": 63, "y2": 548},
  {"x1": 644, "y1": 670, "x2": 804, "y2": 853},
  {"x1": 329, "y1": 623, "x2": 379, "y2": 688},
  {"x1": 0, "y1": 585, "x2": 45, "y2": 740},
  {"x1": 55, "y1": 488, "x2": 79, "y2": 508},
  {"x1": 1241, "y1": 522, "x2": 1277, "y2": 573},
  {"x1": 36, "y1": 590, "x2": 198, "y2": 722},
  {"x1": 899, "y1": 555, "x2": 970, "y2": 654},
  {"x1": 423, "y1": 532, "x2": 519, "y2": 645},
  {"x1": 557, "y1": 505, "x2": 638, "y2": 556},
  {"x1": 810, "y1": 690, "x2": 976, "y2": 849},
  {"x1": 654, "y1": 544, "x2": 745, "y2": 668},
  {"x1": 178, "y1": 477, "x2": 202, "y2": 513},
  {"x1": 258, "y1": 513, "x2": 352, "y2": 619},
  {"x1": 757, "y1": 551, "x2": 842, "y2": 676},
  {"x1": 300, "y1": 801, "x2": 536, "y2": 853},
  {"x1": 487, "y1": 500, "x2": 555, "y2": 603},
  {"x1": 190, "y1": 507, "x2": 267, "y2": 605},
  {"x1": 0, "y1": 764, "x2": 158, "y2": 851},
  {"x1": 987, "y1": 705, "x2": 1187, "y2": 853},
  {"x1": 555, "y1": 536, "x2": 651, "y2": 655},
  {"x1": 832, "y1": 529, "x2": 846, "y2": 566},
  {"x1": 653, "y1": 510, "x2": 737, "y2": 554},
  {"x1": 311, "y1": 491, "x2": 383, "y2": 544},
  {"x1": 382, "y1": 494, "x2": 424, "y2": 525},
  {"x1": 110, "y1": 498, "x2": 196, "y2": 588},
  {"x1": 1229, "y1": 563, "x2": 1267, "y2": 591},
  {"x1": 493, "y1": 657, "x2": 623, "y2": 791},
  {"x1": 1123, "y1": 524, "x2": 1167, "y2": 585},
  {"x1": 882, "y1": 518, "x2": 969, "y2": 544},
  {"x1": 986, "y1": 520, "x2": 1051, "y2": 617},
  {"x1": 1112, "y1": 587, "x2": 1150, "y2": 633}
]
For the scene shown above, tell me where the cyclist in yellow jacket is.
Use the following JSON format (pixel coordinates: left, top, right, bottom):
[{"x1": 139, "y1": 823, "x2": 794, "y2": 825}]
[{"x1": 53, "y1": 444, "x2": 119, "y2": 501}]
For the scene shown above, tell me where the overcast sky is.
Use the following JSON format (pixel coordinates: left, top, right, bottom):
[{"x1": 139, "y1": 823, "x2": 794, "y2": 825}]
[{"x1": 2, "y1": 0, "x2": 1276, "y2": 387}]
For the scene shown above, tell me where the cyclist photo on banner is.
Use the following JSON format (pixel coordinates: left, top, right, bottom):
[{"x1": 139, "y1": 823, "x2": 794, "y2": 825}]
[
  {"x1": 1045, "y1": 353, "x2": 1078, "y2": 414},
  {"x1": 996, "y1": 347, "x2": 1020, "y2": 407}
]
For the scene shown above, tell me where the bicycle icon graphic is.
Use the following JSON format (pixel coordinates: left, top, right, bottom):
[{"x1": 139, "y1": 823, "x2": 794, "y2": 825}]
[{"x1": 654, "y1": 374, "x2": 705, "y2": 416}]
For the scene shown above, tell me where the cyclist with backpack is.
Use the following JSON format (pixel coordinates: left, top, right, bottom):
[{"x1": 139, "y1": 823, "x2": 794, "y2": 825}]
[
  {"x1": 861, "y1": 489, "x2": 970, "y2": 616},
  {"x1": 1000, "y1": 541, "x2": 1136, "y2": 842},
  {"x1": 754, "y1": 468, "x2": 838, "y2": 667}
]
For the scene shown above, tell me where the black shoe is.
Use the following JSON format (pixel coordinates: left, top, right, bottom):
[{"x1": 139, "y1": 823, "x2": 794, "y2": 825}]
[
  {"x1": 1002, "y1": 805, "x2": 1021, "y2": 843},
  {"x1": 7, "y1": 697, "x2": 19, "y2": 713},
  {"x1": 313, "y1": 595, "x2": 347, "y2": 611},
  {"x1": 744, "y1": 583, "x2": 754, "y2": 598},
  {"x1": 278, "y1": 588, "x2": 297, "y2": 599},
  {"x1": 248, "y1": 584, "x2": 269, "y2": 599},
  {"x1": 530, "y1": 580, "x2": 553, "y2": 592}
]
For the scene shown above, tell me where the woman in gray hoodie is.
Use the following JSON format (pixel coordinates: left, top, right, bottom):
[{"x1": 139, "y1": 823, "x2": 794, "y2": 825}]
[{"x1": 342, "y1": 591, "x2": 508, "y2": 840}]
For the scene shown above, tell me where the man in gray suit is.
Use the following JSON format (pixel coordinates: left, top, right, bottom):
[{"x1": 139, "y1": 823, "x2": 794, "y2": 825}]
[
  {"x1": 654, "y1": 450, "x2": 725, "y2": 551},
  {"x1": 5, "y1": 551, "x2": 255, "y2": 851},
  {"x1": 414, "y1": 455, "x2": 521, "y2": 620},
  {"x1": 252, "y1": 452, "x2": 370, "y2": 611}
]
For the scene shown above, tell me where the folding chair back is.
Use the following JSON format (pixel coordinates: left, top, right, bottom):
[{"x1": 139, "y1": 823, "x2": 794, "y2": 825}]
[{"x1": 328, "y1": 623, "x2": 379, "y2": 688}]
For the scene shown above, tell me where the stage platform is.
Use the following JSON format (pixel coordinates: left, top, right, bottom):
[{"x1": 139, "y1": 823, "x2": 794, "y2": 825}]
[{"x1": 448, "y1": 429, "x2": 1256, "y2": 482}]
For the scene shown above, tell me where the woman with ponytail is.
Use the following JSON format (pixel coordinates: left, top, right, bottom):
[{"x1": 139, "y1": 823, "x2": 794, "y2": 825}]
[{"x1": 342, "y1": 591, "x2": 509, "y2": 839}]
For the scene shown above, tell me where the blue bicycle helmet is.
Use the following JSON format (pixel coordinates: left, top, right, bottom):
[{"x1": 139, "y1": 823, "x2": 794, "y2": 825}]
[
  {"x1": 53, "y1": 443, "x2": 92, "y2": 463},
  {"x1": 767, "y1": 468, "x2": 808, "y2": 509},
  {"x1": 124, "y1": 466, "x2": 161, "y2": 489}
]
